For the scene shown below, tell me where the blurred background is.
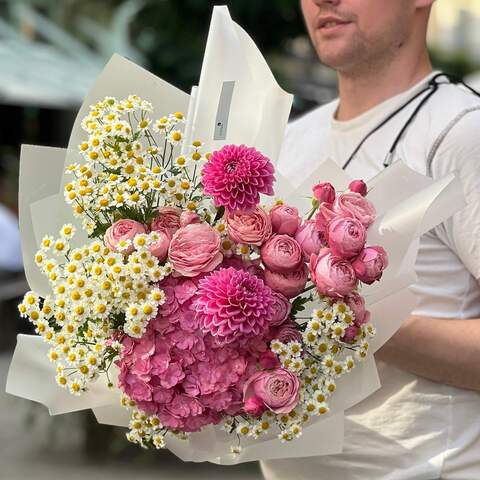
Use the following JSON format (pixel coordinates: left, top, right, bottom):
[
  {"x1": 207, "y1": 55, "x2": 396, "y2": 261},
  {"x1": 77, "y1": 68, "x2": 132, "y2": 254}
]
[{"x1": 1, "y1": 0, "x2": 480, "y2": 479}]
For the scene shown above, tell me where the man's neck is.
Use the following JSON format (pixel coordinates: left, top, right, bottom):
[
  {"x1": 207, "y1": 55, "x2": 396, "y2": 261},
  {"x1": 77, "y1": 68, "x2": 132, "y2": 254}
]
[{"x1": 335, "y1": 50, "x2": 433, "y2": 121}]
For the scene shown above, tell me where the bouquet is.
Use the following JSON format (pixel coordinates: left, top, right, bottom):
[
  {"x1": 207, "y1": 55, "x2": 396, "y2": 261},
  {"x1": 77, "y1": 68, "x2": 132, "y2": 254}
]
[
  {"x1": 7, "y1": 6, "x2": 465, "y2": 464},
  {"x1": 17, "y1": 89, "x2": 388, "y2": 452}
]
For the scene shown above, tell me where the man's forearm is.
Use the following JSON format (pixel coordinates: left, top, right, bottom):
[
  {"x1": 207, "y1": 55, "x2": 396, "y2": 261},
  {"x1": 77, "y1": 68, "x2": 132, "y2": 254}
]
[{"x1": 375, "y1": 315, "x2": 480, "y2": 392}]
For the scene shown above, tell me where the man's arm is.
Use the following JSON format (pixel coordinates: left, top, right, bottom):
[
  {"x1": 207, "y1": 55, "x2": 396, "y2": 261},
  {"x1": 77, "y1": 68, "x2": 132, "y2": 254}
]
[{"x1": 375, "y1": 314, "x2": 480, "y2": 392}]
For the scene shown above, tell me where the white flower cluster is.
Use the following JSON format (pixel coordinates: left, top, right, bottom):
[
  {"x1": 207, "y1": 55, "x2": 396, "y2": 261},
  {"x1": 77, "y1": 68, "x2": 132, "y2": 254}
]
[
  {"x1": 64, "y1": 95, "x2": 210, "y2": 234},
  {"x1": 266, "y1": 297, "x2": 376, "y2": 441},
  {"x1": 122, "y1": 398, "x2": 167, "y2": 450},
  {"x1": 18, "y1": 225, "x2": 169, "y2": 393}
]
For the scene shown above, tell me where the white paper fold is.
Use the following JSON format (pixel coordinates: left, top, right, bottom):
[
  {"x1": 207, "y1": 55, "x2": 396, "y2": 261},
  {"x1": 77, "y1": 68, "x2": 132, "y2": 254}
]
[{"x1": 188, "y1": 6, "x2": 293, "y2": 162}]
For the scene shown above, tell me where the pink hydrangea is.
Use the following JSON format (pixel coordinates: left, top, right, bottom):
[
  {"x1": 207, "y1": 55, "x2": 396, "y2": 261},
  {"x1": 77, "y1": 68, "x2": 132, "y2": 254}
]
[
  {"x1": 116, "y1": 274, "x2": 267, "y2": 433},
  {"x1": 195, "y1": 267, "x2": 276, "y2": 345},
  {"x1": 201, "y1": 144, "x2": 275, "y2": 213}
]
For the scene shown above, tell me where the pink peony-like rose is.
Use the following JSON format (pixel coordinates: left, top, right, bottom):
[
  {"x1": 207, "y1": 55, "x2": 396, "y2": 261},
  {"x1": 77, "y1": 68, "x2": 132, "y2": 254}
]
[
  {"x1": 226, "y1": 207, "x2": 272, "y2": 246},
  {"x1": 264, "y1": 265, "x2": 308, "y2": 299},
  {"x1": 261, "y1": 235, "x2": 303, "y2": 273},
  {"x1": 313, "y1": 182, "x2": 335, "y2": 204},
  {"x1": 310, "y1": 248, "x2": 358, "y2": 298},
  {"x1": 333, "y1": 192, "x2": 376, "y2": 228},
  {"x1": 269, "y1": 204, "x2": 301, "y2": 236},
  {"x1": 151, "y1": 207, "x2": 182, "y2": 236},
  {"x1": 327, "y1": 217, "x2": 366, "y2": 260},
  {"x1": 270, "y1": 291, "x2": 292, "y2": 327},
  {"x1": 349, "y1": 179, "x2": 367, "y2": 197},
  {"x1": 315, "y1": 202, "x2": 337, "y2": 238},
  {"x1": 195, "y1": 267, "x2": 275, "y2": 345},
  {"x1": 202, "y1": 144, "x2": 275, "y2": 213},
  {"x1": 352, "y1": 245, "x2": 388, "y2": 284},
  {"x1": 149, "y1": 227, "x2": 171, "y2": 261},
  {"x1": 295, "y1": 220, "x2": 324, "y2": 261},
  {"x1": 104, "y1": 219, "x2": 147, "y2": 254},
  {"x1": 168, "y1": 223, "x2": 223, "y2": 277},
  {"x1": 342, "y1": 325, "x2": 360, "y2": 344},
  {"x1": 180, "y1": 211, "x2": 200, "y2": 227},
  {"x1": 243, "y1": 368, "x2": 300, "y2": 414},
  {"x1": 273, "y1": 321, "x2": 302, "y2": 344},
  {"x1": 345, "y1": 292, "x2": 367, "y2": 326}
]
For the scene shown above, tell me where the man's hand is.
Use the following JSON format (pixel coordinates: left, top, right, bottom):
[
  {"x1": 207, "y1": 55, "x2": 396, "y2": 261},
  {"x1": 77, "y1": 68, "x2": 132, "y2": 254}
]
[{"x1": 375, "y1": 315, "x2": 480, "y2": 392}]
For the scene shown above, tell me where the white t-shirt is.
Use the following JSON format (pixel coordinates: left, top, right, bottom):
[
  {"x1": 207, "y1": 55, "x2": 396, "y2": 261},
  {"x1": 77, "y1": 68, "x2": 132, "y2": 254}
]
[{"x1": 262, "y1": 73, "x2": 480, "y2": 480}]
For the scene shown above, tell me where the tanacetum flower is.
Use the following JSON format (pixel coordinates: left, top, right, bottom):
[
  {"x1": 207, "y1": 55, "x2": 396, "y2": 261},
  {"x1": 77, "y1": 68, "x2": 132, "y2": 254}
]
[
  {"x1": 201, "y1": 144, "x2": 275, "y2": 213},
  {"x1": 195, "y1": 267, "x2": 275, "y2": 345}
]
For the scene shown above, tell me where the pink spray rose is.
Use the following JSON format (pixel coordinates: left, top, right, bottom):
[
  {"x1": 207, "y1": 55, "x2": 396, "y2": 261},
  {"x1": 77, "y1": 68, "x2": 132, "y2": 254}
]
[
  {"x1": 315, "y1": 202, "x2": 337, "y2": 239},
  {"x1": 168, "y1": 223, "x2": 223, "y2": 277},
  {"x1": 352, "y1": 245, "x2": 388, "y2": 284},
  {"x1": 151, "y1": 207, "x2": 182, "y2": 236},
  {"x1": 259, "y1": 351, "x2": 281, "y2": 370},
  {"x1": 243, "y1": 368, "x2": 300, "y2": 414},
  {"x1": 270, "y1": 291, "x2": 292, "y2": 327},
  {"x1": 327, "y1": 217, "x2": 366, "y2": 260},
  {"x1": 264, "y1": 265, "x2": 308, "y2": 298},
  {"x1": 261, "y1": 235, "x2": 303, "y2": 273},
  {"x1": 244, "y1": 395, "x2": 267, "y2": 417},
  {"x1": 149, "y1": 227, "x2": 171, "y2": 262},
  {"x1": 342, "y1": 325, "x2": 360, "y2": 344},
  {"x1": 104, "y1": 219, "x2": 147, "y2": 254},
  {"x1": 269, "y1": 204, "x2": 301, "y2": 236},
  {"x1": 310, "y1": 248, "x2": 358, "y2": 298},
  {"x1": 226, "y1": 207, "x2": 272, "y2": 246},
  {"x1": 345, "y1": 292, "x2": 367, "y2": 326},
  {"x1": 295, "y1": 220, "x2": 324, "y2": 260},
  {"x1": 313, "y1": 182, "x2": 336, "y2": 204},
  {"x1": 348, "y1": 179, "x2": 368, "y2": 197},
  {"x1": 180, "y1": 211, "x2": 200, "y2": 227},
  {"x1": 333, "y1": 192, "x2": 376, "y2": 228},
  {"x1": 274, "y1": 321, "x2": 302, "y2": 344}
]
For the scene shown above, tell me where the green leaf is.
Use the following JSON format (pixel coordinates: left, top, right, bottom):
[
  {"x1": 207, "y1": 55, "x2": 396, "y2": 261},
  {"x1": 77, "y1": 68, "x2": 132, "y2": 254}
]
[{"x1": 291, "y1": 296, "x2": 310, "y2": 317}]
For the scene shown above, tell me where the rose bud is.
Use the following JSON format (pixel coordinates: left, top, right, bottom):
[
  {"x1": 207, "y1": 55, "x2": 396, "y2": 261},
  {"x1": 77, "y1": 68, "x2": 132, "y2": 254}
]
[
  {"x1": 327, "y1": 217, "x2": 366, "y2": 260},
  {"x1": 348, "y1": 179, "x2": 368, "y2": 197},
  {"x1": 313, "y1": 182, "x2": 336, "y2": 204},
  {"x1": 244, "y1": 395, "x2": 267, "y2": 417},
  {"x1": 259, "y1": 351, "x2": 281, "y2": 370},
  {"x1": 342, "y1": 325, "x2": 360, "y2": 344},
  {"x1": 352, "y1": 246, "x2": 388, "y2": 284}
]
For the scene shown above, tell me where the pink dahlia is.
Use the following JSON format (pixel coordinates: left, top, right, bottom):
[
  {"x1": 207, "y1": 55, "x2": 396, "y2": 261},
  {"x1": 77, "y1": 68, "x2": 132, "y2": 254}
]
[
  {"x1": 201, "y1": 144, "x2": 275, "y2": 213},
  {"x1": 195, "y1": 267, "x2": 275, "y2": 345}
]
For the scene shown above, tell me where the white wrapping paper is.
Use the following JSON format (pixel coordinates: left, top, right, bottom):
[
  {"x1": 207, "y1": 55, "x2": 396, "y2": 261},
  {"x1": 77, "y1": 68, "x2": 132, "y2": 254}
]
[{"x1": 5, "y1": 4, "x2": 467, "y2": 466}]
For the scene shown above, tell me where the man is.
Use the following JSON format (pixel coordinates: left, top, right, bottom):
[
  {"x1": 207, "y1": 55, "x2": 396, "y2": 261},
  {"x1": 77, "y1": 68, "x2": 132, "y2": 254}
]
[{"x1": 262, "y1": 1, "x2": 480, "y2": 479}]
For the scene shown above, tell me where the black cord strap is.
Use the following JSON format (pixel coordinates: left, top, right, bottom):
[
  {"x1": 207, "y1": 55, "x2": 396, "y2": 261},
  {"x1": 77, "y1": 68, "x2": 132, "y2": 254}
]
[{"x1": 341, "y1": 72, "x2": 480, "y2": 171}]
